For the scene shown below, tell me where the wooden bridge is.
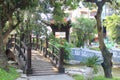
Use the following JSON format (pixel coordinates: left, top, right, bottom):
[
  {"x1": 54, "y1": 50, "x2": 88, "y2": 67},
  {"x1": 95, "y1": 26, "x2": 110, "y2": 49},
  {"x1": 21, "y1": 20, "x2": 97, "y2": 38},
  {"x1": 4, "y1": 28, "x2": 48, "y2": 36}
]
[{"x1": 6, "y1": 34, "x2": 65, "y2": 76}]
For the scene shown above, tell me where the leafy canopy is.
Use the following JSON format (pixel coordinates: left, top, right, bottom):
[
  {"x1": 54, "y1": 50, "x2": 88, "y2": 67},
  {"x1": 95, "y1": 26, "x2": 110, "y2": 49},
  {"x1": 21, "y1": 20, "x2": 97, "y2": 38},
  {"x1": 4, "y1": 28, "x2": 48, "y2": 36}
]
[
  {"x1": 104, "y1": 14, "x2": 120, "y2": 43},
  {"x1": 72, "y1": 17, "x2": 96, "y2": 47}
]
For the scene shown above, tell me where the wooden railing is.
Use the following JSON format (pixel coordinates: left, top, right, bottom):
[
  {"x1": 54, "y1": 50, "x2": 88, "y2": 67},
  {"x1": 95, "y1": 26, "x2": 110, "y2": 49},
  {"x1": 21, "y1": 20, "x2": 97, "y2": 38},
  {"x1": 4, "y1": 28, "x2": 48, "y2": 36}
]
[
  {"x1": 7, "y1": 34, "x2": 65, "y2": 74},
  {"x1": 44, "y1": 42, "x2": 65, "y2": 73},
  {"x1": 47, "y1": 42, "x2": 60, "y2": 67},
  {"x1": 6, "y1": 34, "x2": 32, "y2": 75},
  {"x1": 31, "y1": 36, "x2": 65, "y2": 73}
]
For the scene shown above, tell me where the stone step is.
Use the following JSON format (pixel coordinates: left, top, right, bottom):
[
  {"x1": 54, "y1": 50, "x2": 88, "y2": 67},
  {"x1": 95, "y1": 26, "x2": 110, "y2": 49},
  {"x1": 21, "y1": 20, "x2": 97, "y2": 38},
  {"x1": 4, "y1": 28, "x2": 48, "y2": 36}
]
[
  {"x1": 30, "y1": 50, "x2": 59, "y2": 76},
  {"x1": 32, "y1": 63, "x2": 54, "y2": 69},
  {"x1": 33, "y1": 70, "x2": 57, "y2": 74},
  {"x1": 29, "y1": 72, "x2": 58, "y2": 76},
  {"x1": 32, "y1": 67, "x2": 54, "y2": 70},
  {"x1": 31, "y1": 67, "x2": 58, "y2": 76},
  {"x1": 32, "y1": 63, "x2": 53, "y2": 66}
]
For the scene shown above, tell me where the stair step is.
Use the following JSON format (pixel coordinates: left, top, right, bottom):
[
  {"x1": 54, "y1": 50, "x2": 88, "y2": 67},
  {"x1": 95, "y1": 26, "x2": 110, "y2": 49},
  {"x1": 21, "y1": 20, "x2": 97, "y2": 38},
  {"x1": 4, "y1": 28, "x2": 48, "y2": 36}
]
[
  {"x1": 29, "y1": 72, "x2": 59, "y2": 76},
  {"x1": 33, "y1": 71, "x2": 57, "y2": 74},
  {"x1": 32, "y1": 66, "x2": 53, "y2": 68},
  {"x1": 30, "y1": 50, "x2": 59, "y2": 76},
  {"x1": 32, "y1": 63, "x2": 53, "y2": 66},
  {"x1": 32, "y1": 68, "x2": 53, "y2": 70}
]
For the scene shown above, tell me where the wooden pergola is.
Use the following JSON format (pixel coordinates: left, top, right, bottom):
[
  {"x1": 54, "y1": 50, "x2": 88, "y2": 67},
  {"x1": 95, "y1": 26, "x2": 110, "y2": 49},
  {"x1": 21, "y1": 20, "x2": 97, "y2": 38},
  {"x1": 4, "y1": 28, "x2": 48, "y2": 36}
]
[{"x1": 43, "y1": 20, "x2": 71, "y2": 42}]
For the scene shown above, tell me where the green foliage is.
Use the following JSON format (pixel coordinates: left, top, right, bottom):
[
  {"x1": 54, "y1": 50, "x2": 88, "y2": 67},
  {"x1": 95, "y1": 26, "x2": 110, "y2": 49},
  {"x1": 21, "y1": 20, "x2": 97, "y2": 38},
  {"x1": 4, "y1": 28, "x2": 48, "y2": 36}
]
[
  {"x1": 72, "y1": 17, "x2": 96, "y2": 47},
  {"x1": 83, "y1": 2, "x2": 97, "y2": 10},
  {"x1": 53, "y1": 2, "x2": 65, "y2": 23},
  {"x1": 32, "y1": 13, "x2": 47, "y2": 36},
  {"x1": 0, "y1": 67, "x2": 19, "y2": 80},
  {"x1": 85, "y1": 56, "x2": 100, "y2": 67},
  {"x1": 73, "y1": 75, "x2": 84, "y2": 80},
  {"x1": 89, "y1": 47, "x2": 100, "y2": 51},
  {"x1": 73, "y1": 75, "x2": 120, "y2": 80},
  {"x1": 0, "y1": 0, "x2": 39, "y2": 39},
  {"x1": 63, "y1": 40, "x2": 75, "y2": 60},
  {"x1": 104, "y1": 14, "x2": 120, "y2": 43},
  {"x1": 50, "y1": 38, "x2": 74, "y2": 60},
  {"x1": 85, "y1": 55, "x2": 101, "y2": 73},
  {"x1": 48, "y1": 0, "x2": 79, "y2": 24},
  {"x1": 110, "y1": 0, "x2": 120, "y2": 14}
]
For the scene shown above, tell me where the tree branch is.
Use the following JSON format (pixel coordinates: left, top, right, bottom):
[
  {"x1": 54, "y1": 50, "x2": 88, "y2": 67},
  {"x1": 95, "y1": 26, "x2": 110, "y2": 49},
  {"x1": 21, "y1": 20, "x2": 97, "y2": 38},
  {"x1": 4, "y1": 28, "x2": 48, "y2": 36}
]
[
  {"x1": 84, "y1": 0, "x2": 112, "y2": 4},
  {"x1": 3, "y1": 11, "x2": 21, "y2": 40},
  {"x1": 41, "y1": 20, "x2": 51, "y2": 26},
  {"x1": 3, "y1": 20, "x2": 21, "y2": 40}
]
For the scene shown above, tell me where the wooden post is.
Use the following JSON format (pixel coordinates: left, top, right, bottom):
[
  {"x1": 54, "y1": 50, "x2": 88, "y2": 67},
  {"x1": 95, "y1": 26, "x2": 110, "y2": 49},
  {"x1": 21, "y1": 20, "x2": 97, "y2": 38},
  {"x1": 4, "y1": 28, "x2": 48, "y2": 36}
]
[
  {"x1": 40, "y1": 39, "x2": 42, "y2": 51},
  {"x1": 45, "y1": 38, "x2": 48, "y2": 57},
  {"x1": 11, "y1": 34, "x2": 13, "y2": 38},
  {"x1": 36, "y1": 34, "x2": 39, "y2": 50},
  {"x1": 58, "y1": 47, "x2": 65, "y2": 73},
  {"x1": 11, "y1": 34, "x2": 14, "y2": 47},
  {"x1": 66, "y1": 29, "x2": 70, "y2": 42},
  {"x1": 14, "y1": 34, "x2": 17, "y2": 50},
  {"x1": 26, "y1": 34, "x2": 32, "y2": 74},
  {"x1": 14, "y1": 34, "x2": 17, "y2": 42},
  {"x1": 33, "y1": 37, "x2": 35, "y2": 44}
]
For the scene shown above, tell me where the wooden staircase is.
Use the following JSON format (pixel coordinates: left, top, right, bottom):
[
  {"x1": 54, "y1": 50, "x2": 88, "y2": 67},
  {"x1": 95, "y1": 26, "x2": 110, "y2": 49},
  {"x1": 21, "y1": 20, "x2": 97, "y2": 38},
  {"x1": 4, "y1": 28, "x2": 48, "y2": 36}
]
[{"x1": 29, "y1": 50, "x2": 58, "y2": 76}]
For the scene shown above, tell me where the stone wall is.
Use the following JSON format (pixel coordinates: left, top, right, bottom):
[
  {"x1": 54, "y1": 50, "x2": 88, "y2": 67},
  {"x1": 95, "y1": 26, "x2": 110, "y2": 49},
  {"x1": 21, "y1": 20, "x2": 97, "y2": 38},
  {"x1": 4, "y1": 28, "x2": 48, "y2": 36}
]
[{"x1": 71, "y1": 48, "x2": 120, "y2": 64}]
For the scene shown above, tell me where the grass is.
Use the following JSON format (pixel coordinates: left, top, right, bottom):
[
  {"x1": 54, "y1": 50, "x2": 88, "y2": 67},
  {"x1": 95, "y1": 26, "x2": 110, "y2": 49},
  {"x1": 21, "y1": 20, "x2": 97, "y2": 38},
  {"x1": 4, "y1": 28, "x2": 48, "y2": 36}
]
[
  {"x1": 73, "y1": 75, "x2": 120, "y2": 80},
  {"x1": 89, "y1": 47, "x2": 100, "y2": 51},
  {"x1": 73, "y1": 75, "x2": 84, "y2": 80},
  {"x1": 0, "y1": 67, "x2": 20, "y2": 80}
]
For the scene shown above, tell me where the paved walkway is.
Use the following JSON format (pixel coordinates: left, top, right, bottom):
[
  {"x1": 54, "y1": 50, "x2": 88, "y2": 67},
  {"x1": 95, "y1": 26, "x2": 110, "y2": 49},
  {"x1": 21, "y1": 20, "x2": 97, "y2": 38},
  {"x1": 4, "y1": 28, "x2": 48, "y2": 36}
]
[
  {"x1": 28, "y1": 74, "x2": 74, "y2": 80},
  {"x1": 16, "y1": 50, "x2": 74, "y2": 80},
  {"x1": 31, "y1": 50, "x2": 58, "y2": 76},
  {"x1": 16, "y1": 68, "x2": 74, "y2": 80}
]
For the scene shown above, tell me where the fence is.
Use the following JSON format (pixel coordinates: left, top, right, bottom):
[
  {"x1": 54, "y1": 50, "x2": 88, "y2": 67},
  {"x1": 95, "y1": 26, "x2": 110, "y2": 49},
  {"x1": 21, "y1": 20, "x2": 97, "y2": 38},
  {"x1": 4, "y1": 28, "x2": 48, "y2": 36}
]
[{"x1": 71, "y1": 48, "x2": 120, "y2": 64}]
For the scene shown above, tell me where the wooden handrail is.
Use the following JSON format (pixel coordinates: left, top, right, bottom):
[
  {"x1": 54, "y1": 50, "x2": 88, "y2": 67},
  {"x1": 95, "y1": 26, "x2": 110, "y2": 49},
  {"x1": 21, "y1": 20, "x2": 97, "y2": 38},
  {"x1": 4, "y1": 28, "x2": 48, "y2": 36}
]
[
  {"x1": 21, "y1": 41, "x2": 28, "y2": 50},
  {"x1": 48, "y1": 42, "x2": 60, "y2": 51},
  {"x1": 6, "y1": 34, "x2": 32, "y2": 75},
  {"x1": 7, "y1": 34, "x2": 65, "y2": 74},
  {"x1": 45, "y1": 42, "x2": 65, "y2": 73}
]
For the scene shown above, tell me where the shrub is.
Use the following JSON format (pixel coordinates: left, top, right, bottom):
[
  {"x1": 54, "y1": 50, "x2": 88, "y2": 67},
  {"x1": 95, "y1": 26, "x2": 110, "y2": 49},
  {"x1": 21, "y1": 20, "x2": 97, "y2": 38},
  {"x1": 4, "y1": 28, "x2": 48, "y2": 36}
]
[
  {"x1": 0, "y1": 67, "x2": 19, "y2": 80},
  {"x1": 85, "y1": 55, "x2": 101, "y2": 73},
  {"x1": 73, "y1": 75, "x2": 120, "y2": 80},
  {"x1": 50, "y1": 38, "x2": 74, "y2": 60},
  {"x1": 73, "y1": 75, "x2": 84, "y2": 80}
]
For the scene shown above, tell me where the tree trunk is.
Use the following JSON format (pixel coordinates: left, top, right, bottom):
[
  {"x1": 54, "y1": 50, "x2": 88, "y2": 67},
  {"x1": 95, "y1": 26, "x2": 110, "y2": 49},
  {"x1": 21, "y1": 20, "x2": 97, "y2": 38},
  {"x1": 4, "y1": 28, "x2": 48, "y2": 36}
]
[
  {"x1": 95, "y1": 7, "x2": 113, "y2": 78},
  {"x1": 0, "y1": 20, "x2": 8, "y2": 70}
]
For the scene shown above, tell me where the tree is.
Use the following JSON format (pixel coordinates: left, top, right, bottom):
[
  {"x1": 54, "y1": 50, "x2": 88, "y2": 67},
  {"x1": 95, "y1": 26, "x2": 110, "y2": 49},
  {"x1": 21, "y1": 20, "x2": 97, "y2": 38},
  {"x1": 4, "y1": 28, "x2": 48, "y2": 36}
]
[
  {"x1": 110, "y1": 1, "x2": 120, "y2": 14},
  {"x1": 84, "y1": 0, "x2": 114, "y2": 78},
  {"x1": 72, "y1": 17, "x2": 96, "y2": 47},
  {"x1": 0, "y1": 0, "x2": 38, "y2": 70},
  {"x1": 36, "y1": 0, "x2": 115, "y2": 78},
  {"x1": 38, "y1": 0, "x2": 119, "y2": 78},
  {"x1": 38, "y1": 0, "x2": 77, "y2": 42},
  {"x1": 104, "y1": 14, "x2": 120, "y2": 44}
]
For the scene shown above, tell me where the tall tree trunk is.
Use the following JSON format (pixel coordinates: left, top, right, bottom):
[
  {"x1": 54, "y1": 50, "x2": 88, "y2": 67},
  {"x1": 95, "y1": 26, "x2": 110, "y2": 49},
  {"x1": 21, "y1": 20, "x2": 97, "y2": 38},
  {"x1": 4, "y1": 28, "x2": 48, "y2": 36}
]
[
  {"x1": 0, "y1": 20, "x2": 8, "y2": 70},
  {"x1": 95, "y1": 7, "x2": 113, "y2": 78}
]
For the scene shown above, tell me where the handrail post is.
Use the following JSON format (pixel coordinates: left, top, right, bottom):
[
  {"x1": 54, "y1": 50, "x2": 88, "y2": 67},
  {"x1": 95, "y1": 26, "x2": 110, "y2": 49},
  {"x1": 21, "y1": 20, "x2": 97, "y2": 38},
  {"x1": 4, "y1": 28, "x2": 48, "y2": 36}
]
[
  {"x1": 58, "y1": 47, "x2": 65, "y2": 73},
  {"x1": 40, "y1": 39, "x2": 42, "y2": 51},
  {"x1": 36, "y1": 34, "x2": 39, "y2": 50},
  {"x1": 14, "y1": 34, "x2": 17, "y2": 43},
  {"x1": 45, "y1": 38, "x2": 48, "y2": 57},
  {"x1": 33, "y1": 37, "x2": 35, "y2": 44},
  {"x1": 14, "y1": 34, "x2": 17, "y2": 50},
  {"x1": 26, "y1": 34, "x2": 32, "y2": 74},
  {"x1": 19, "y1": 33, "x2": 23, "y2": 57},
  {"x1": 11, "y1": 34, "x2": 13, "y2": 39}
]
